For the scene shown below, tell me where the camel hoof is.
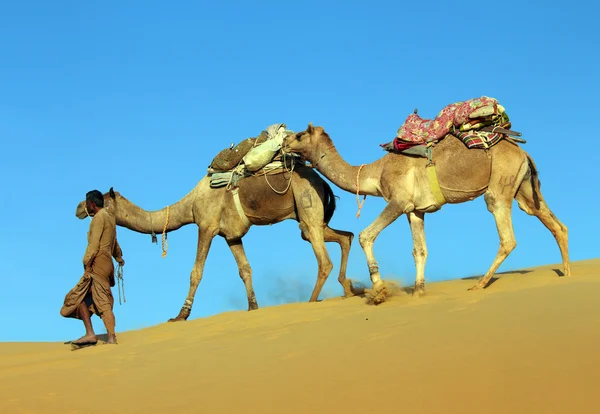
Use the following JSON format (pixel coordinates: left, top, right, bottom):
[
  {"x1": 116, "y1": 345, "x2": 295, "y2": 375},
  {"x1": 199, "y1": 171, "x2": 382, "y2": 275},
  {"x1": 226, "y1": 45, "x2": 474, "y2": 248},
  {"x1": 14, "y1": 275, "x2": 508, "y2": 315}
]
[
  {"x1": 345, "y1": 280, "x2": 365, "y2": 297},
  {"x1": 467, "y1": 284, "x2": 483, "y2": 291},
  {"x1": 248, "y1": 303, "x2": 259, "y2": 311},
  {"x1": 413, "y1": 287, "x2": 426, "y2": 298},
  {"x1": 168, "y1": 316, "x2": 187, "y2": 322},
  {"x1": 343, "y1": 283, "x2": 356, "y2": 298},
  {"x1": 369, "y1": 282, "x2": 389, "y2": 305}
]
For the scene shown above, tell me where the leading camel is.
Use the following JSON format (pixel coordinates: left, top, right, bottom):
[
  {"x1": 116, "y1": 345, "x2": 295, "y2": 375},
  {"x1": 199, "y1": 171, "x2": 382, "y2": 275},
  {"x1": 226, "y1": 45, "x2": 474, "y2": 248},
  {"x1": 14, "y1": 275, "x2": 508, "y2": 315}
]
[
  {"x1": 75, "y1": 167, "x2": 354, "y2": 322},
  {"x1": 283, "y1": 123, "x2": 570, "y2": 303}
]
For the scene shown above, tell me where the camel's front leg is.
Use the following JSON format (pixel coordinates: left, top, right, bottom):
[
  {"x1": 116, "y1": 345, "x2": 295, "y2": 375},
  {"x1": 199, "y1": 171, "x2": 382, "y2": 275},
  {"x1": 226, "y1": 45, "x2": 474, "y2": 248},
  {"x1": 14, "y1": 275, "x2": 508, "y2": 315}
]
[
  {"x1": 169, "y1": 226, "x2": 218, "y2": 322},
  {"x1": 227, "y1": 239, "x2": 258, "y2": 310},
  {"x1": 323, "y1": 226, "x2": 355, "y2": 297},
  {"x1": 358, "y1": 201, "x2": 404, "y2": 304},
  {"x1": 407, "y1": 211, "x2": 428, "y2": 297}
]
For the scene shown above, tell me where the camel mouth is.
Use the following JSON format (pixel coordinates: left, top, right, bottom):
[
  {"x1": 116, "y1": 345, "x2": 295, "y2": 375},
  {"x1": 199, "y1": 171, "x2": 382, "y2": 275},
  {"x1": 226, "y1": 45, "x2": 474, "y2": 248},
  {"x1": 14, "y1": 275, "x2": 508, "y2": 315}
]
[{"x1": 75, "y1": 204, "x2": 88, "y2": 219}]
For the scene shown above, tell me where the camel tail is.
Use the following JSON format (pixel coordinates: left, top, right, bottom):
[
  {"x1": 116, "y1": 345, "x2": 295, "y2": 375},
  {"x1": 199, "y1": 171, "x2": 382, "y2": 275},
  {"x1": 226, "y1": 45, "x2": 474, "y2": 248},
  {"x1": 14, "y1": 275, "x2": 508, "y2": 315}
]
[
  {"x1": 323, "y1": 180, "x2": 337, "y2": 225},
  {"x1": 526, "y1": 153, "x2": 542, "y2": 209}
]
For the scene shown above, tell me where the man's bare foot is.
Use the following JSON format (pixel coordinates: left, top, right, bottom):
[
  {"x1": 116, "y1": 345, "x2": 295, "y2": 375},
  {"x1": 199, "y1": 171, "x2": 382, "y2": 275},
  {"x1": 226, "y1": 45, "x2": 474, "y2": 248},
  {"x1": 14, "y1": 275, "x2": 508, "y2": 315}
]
[
  {"x1": 106, "y1": 334, "x2": 118, "y2": 344},
  {"x1": 72, "y1": 334, "x2": 97, "y2": 345}
]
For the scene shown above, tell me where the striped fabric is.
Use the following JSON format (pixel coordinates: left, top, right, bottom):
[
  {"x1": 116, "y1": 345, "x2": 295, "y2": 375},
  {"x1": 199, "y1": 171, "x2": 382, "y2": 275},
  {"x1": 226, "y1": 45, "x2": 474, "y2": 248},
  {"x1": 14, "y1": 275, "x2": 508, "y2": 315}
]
[{"x1": 454, "y1": 130, "x2": 505, "y2": 149}]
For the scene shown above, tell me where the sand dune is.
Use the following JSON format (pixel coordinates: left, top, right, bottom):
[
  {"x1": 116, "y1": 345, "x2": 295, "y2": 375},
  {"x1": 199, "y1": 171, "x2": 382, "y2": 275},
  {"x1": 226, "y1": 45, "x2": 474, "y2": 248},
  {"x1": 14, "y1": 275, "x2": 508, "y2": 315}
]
[{"x1": 2, "y1": 259, "x2": 599, "y2": 414}]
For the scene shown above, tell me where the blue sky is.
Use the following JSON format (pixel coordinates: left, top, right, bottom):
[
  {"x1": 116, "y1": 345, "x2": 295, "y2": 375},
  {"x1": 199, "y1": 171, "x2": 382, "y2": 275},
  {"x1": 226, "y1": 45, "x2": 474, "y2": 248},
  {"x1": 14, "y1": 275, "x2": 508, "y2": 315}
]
[{"x1": 1, "y1": 1, "x2": 598, "y2": 342}]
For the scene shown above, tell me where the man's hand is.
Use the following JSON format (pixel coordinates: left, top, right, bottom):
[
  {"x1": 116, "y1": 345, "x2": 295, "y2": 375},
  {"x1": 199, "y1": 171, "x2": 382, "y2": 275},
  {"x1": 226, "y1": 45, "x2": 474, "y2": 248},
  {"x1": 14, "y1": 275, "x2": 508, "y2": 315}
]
[{"x1": 116, "y1": 257, "x2": 125, "y2": 266}]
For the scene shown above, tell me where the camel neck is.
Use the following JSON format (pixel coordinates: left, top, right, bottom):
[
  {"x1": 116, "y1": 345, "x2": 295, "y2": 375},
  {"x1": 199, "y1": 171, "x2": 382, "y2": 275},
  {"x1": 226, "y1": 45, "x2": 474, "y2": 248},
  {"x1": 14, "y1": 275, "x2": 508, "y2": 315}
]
[
  {"x1": 311, "y1": 142, "x2": 381, "y2": 196},
  {"x1": 114, "y1": 190, "x2": 196, "y2": 234}
]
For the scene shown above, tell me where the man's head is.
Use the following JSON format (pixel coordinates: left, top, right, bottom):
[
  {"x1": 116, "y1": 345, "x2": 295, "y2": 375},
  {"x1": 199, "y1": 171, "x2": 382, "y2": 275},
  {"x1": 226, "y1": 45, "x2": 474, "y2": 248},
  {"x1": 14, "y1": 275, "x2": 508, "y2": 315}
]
[{"x1": 85, "y1": 190, "x2": 104, "y2": 216}]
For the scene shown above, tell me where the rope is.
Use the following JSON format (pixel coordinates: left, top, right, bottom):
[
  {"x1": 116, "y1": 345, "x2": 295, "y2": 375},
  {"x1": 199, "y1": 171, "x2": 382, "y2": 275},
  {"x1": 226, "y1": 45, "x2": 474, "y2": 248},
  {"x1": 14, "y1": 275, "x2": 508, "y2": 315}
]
[
  {"x1": 84, "y1": 204, "x2": 92, "y2": 220},
  {"x1": 116, "y1": 264, "x2": 126, "y2": 305},
  {"x1": 356, "y1": 164, "x2": 367, "y2": 218},
  {"x1": 162, "y1": 205, "x2": 169, "y2": 258},
  {"x1": 262, "y1": 152, "x2": 295, "y2": 195}
]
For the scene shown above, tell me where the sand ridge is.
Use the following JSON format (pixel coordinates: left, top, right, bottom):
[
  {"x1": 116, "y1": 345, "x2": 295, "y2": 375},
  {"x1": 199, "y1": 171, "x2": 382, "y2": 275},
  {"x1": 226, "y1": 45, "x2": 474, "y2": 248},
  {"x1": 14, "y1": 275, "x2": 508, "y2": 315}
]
[{"x1": 1, "y1": 259, "x2": 599, "y2": 414}]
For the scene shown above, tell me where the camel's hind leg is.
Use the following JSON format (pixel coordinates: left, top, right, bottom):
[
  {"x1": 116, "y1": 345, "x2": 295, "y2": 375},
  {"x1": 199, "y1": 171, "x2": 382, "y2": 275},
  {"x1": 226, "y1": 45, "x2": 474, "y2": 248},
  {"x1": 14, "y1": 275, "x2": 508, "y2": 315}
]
[
  {"x1": 470, "y1": 199, "x2": 517, "y2": 290},
  {"x1": 322, "y1": 226, "x2": 355, "y2": 297},
  {"x1": 470, "y1": 157, "x2": 529, "y2": 290},
  {"x1": 169, "y1": 226, "x2": 218, "y2": 322},
  {"x1": 227, "y1": 239, "x2": 259, "y2": 310},
  {"x1": 299, "y1": 221, "x2": 334, "y2": 302},
  {"x1": 515, "y1": 171, "x2": 570, "y2": 276}
]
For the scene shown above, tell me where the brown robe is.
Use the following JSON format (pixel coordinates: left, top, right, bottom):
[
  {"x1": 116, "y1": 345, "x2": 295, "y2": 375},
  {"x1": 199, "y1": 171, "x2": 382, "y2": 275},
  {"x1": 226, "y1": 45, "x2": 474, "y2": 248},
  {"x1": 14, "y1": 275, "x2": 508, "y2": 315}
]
[{"x1": 60, "y1": 208, "x2": 123, "y2": 331}]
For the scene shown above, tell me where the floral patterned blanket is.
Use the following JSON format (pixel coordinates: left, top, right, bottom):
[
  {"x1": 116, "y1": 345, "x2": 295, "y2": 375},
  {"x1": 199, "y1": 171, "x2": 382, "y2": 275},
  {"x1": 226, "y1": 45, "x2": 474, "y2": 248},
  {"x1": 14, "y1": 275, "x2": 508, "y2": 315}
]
[{"x1": 382, "y1": 96, "x2": 510, "y2": 151}]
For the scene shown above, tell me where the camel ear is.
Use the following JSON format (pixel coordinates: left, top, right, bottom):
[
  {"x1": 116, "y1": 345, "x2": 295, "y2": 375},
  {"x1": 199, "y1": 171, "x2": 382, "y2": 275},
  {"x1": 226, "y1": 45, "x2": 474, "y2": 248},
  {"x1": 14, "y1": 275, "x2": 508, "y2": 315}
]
[
  {"x1": 109, "y1": 187, "x2": 116, "y2": 199},
  {"x1": 307, "y1": 122, "x2": 314, "y2": 134}
]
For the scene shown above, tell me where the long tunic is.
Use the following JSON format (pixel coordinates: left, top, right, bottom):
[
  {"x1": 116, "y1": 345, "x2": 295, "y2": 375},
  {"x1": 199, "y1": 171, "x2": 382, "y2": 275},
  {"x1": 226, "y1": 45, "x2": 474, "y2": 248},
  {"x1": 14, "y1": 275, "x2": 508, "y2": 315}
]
[{"x1": 60, "y1": 208, "x2": 123, "y2": 320}]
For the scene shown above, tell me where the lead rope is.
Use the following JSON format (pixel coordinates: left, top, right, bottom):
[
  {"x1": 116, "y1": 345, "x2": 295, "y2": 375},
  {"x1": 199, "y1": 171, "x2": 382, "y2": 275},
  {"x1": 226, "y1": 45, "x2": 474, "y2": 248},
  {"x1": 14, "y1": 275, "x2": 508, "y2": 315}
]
[{"x1": 117, "y1": 264, "x2": 126, "y2": 305}]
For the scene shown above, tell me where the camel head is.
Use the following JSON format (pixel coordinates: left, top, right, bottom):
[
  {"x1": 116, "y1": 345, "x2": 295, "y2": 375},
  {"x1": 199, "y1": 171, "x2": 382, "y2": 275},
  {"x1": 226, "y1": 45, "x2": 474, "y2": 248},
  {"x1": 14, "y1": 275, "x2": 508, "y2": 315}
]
[
  {"x1": 283, "y1": 122, "x2": 332, "y2": 162},
  {"x1": 75, "y1": 187, "x2": 121, "y2": 219}
]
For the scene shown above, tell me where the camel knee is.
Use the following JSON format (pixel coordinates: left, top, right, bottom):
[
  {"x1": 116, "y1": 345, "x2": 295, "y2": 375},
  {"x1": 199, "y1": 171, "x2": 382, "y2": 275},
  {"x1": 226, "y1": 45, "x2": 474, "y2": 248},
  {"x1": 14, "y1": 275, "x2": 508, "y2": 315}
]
[
  {"x1": 238, "y1": 263, "x2": 252, "y2": 281},
  {"x1": 500, "y1": 238, "x2": 517, "y2": 256},
  {"x1": 321, "y1": 257, "x2": 334, "y2": 278},
  {"x1": 358, "y1": 231, "x2": 374, "y2": 249},
  {"x1": 561, "y1": 223, "x2": 568, "y2": 238},
  {"x1": 484, "y1": 192, "x2": 496, "y2": 213},
  {"x1": 298, "y1": 221, "x2": 309, "y2": 233},
  {"x1": 412, "y1": 246, "x2": 428, "y2": 261}
]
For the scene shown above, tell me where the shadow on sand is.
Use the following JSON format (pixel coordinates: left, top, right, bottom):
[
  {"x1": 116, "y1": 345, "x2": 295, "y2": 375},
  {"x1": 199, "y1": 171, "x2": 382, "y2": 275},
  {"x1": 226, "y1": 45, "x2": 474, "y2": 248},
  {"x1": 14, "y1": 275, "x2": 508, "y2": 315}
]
[
  {"x1": 63, "y1": 333, "x2": 109, "y2": 345},
  {"x1": 460, "y1": 269, "x2": 534, "y2": 288}
]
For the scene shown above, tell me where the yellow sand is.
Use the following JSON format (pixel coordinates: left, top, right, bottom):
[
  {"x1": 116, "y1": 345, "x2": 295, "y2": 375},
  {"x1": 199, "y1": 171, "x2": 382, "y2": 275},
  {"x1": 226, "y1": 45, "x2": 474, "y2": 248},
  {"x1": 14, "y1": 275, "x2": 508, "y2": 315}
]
[{"x1": 2, "y1": 259, "x2": 599, "y2": 414}]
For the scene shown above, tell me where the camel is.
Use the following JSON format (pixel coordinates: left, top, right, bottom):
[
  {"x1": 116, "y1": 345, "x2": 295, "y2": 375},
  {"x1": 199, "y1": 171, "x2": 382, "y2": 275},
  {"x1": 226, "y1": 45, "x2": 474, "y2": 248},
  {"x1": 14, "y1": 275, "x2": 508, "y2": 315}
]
[
  {"x1": 282, "y1": 123, "x2": 570, "y2": 303},
  {"x1": 74, "y1": 167, "x2": 355, "y2": 322}
]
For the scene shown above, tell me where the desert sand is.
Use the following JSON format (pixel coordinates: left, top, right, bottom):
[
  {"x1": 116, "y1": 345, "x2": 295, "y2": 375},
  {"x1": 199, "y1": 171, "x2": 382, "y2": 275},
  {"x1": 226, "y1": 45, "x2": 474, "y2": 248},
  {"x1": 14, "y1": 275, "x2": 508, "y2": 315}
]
[{"x1": 2, "y1": 259, "x2": 599, "y2": 414}]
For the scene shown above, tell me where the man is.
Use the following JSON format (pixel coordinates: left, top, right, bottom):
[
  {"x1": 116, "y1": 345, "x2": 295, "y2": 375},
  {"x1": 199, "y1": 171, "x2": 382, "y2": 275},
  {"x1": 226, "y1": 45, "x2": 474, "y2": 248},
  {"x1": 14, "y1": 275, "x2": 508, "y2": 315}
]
[{"x1": 60, "y1": 189, "x2": 125, "y2": 346}]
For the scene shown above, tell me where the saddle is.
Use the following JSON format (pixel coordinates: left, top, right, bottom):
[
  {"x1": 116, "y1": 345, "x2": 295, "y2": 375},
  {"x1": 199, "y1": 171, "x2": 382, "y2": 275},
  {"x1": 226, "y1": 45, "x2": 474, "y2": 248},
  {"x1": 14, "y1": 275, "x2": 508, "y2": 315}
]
[
  {"x1": 208, "y1": 131, "x2": 269, "y2": 173},
  {"x1": 381, "y1": 96, "x2": 525, "y2": 155},
  {"x1": 207, "y1": 124, "x2": 303, "y2": 189}
]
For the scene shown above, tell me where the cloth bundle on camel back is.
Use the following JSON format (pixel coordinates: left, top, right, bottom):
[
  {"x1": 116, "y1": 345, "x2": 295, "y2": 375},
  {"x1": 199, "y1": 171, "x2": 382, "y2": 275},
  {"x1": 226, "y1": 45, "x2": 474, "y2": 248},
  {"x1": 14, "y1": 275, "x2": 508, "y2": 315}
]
[
  {"x1": 381, "y1": 96, "x2": 524, "y2": 156},
  {"x1": 207, "y1": 123, "x2": 303, "y2": 189}
]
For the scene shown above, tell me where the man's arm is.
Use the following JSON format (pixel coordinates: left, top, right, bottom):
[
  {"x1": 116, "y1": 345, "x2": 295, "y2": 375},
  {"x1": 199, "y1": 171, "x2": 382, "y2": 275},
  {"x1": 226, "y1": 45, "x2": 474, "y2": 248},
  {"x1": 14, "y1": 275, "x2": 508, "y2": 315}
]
[
  {"x1": 113, "y1": 238, "x2": 124, "y2": 265},
  {"x1": 82, "y1": 214, "x2": 105, "y2": 269}
]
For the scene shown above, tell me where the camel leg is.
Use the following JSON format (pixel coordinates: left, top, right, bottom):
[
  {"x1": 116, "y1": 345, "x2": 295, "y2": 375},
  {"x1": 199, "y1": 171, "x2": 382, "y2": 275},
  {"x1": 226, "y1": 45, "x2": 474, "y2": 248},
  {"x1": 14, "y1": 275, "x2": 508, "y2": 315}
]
[
  {"x1": 407, "y1": 211, "x2": 428, "y2": 297},
  {"x1": 515, "y1": 178, "x2": 570, "y2": 276},
  {"x1": 469, "y1": 195, "x2": 517, "y2": 290},
  {"x1": 169, "y1": 226, "x2": 218, "y2": 322},
  {"x1": 358, "y1": 201, "x2": 404, "y2": 304},
  {"x1": 299, "y1": 222, "x2": 334, "y2": 302},
  {"x1": 226, "y1": 239, "x2": 259, "y2": 310},
  {"x1": 322, "y1": 226, "x2": 355, "y2": 297}
]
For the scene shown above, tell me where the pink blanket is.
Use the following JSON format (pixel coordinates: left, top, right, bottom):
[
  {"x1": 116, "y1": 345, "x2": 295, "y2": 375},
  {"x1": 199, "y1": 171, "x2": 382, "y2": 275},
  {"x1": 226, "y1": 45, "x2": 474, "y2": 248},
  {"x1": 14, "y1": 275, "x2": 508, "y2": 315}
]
[{"x1": 394, "y1": 96, "x2": 502, "y2": 146}]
